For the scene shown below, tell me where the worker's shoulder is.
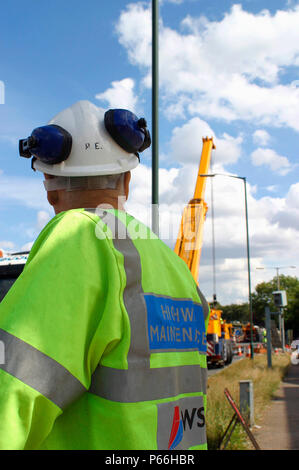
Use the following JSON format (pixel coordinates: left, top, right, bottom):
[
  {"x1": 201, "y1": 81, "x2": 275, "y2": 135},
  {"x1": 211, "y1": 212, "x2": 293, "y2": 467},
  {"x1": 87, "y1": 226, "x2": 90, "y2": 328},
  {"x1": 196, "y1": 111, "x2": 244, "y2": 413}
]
[
  {"x1": 28, "y1": 209, "x2": 100, "y2": 258},
  {"x1": 27, "y1": 209, "x2": 109, "y2": 264},
  {"x1": 41, "y1": 208, "x2": 98, "y2": 234}
]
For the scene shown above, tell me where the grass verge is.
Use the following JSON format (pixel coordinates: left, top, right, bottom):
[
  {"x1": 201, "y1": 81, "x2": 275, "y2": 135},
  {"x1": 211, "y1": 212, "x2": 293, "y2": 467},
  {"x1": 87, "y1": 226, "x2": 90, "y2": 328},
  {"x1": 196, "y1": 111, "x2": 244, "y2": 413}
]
[{"x1": 206, "y1": 353, "x2": 290, "y2": 450}]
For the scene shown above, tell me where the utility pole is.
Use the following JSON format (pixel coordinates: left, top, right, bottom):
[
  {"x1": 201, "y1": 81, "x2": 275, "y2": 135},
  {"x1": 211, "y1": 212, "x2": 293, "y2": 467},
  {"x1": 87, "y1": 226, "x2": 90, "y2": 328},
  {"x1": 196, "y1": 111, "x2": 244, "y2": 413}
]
[
  {"x1": 200, "y1": 173, "x2": 254, "y2": 358},
  {"x1": 275, "y1": 268, "x2": 283, "y2": 349},
  {"x1": 152, "y1": 0, "x2": 159, "y2": 236},
  {"x1": 243, "y1": 177, "x2": 254, "y2": 359},
  {"x1": 265, "y1": 306, "x2": 272, "y2": 368}
]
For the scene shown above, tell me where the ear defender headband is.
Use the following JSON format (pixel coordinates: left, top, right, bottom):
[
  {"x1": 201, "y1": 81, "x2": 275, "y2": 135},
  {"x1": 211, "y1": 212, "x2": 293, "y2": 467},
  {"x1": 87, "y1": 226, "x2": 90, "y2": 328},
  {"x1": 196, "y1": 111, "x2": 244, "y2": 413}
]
[{"x1": 19, "y1": 109, "x2": 151, "y2": 168}]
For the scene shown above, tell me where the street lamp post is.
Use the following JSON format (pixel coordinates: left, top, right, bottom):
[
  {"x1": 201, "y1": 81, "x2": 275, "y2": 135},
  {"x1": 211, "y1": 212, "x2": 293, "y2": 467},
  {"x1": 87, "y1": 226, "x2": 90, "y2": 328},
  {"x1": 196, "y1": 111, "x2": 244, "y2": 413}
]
[
  {"x1": 200, "y1": 173, "x2": 254, "y2": 359},
  {"x1": 152, "y1": 0, "x2": 159, "y2": 236}
]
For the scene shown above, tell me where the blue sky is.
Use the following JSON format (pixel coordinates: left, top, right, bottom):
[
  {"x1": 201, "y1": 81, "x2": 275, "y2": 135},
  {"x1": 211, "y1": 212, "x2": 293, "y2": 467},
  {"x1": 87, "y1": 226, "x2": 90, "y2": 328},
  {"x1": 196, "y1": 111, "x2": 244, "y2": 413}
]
[{"x1": 1, "y1": 0, "x2": 299, "y2": 305}]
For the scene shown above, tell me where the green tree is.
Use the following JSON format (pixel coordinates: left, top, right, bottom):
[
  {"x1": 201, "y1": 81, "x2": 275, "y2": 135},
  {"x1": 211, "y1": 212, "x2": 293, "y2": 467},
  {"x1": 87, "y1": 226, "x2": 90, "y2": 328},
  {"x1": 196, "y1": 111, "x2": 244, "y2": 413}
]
[
  {"x1": 284, "y1": 284, "x2": 299, "y2": 338},
  {"x1": 218, "y1": 303, "x2": 249, "y2": 324},
  {"x1": 218, "y1": 276, "x2": 299, "y2": 338},
  {"x1": 252, "y1": 275, "x2": 299, "y2": 336}
]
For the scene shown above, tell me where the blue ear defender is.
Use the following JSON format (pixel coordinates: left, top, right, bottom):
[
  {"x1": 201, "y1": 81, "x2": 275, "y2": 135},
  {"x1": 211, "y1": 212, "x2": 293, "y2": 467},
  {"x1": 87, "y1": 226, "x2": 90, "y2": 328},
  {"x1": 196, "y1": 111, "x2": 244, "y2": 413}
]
[
  {"x1": 104, "y1": 109, "x2": 151, "y2": 157},
  {"x1": 19, "y1": 125, "x2": 72, "y2": 165}
]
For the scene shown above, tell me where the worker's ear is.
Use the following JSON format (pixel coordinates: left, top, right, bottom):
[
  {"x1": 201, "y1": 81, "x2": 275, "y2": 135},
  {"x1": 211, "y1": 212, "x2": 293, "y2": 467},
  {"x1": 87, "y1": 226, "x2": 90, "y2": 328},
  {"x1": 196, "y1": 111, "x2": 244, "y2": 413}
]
[
  {"x1": 44, "y1": 173, "x2": 59, "y2": 210},
  {"x1": 124, "y1": 171, "x2": 131, "y2": 200},
  {"x1": 46, "y1": 190, "x2": 59, "y2": 209}
]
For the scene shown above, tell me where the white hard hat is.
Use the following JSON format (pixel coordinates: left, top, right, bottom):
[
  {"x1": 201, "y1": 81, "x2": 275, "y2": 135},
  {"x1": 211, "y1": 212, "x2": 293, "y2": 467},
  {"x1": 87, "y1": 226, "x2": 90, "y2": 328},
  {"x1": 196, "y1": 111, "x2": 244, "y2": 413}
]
[{"x1": 22, "y1": 100, "x2": 150, "y2": 177}]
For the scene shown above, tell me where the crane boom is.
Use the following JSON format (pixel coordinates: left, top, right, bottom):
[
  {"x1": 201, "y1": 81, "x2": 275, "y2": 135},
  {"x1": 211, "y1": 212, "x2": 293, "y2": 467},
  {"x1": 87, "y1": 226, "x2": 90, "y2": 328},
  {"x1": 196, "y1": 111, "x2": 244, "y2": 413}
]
[
  {"x1": 174, "y1": 137, "x2": 236, "y2": 368},
  {"x1": 174, "y1": 137, "x2": 215, "y2": 284}
]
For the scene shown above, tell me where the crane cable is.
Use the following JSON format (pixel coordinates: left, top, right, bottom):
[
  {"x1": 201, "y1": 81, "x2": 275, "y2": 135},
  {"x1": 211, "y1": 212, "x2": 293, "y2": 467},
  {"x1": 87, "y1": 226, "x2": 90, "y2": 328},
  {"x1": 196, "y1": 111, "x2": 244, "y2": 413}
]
[{"x1": 210, "y1": 154, "x2": 217, "y2": 307}]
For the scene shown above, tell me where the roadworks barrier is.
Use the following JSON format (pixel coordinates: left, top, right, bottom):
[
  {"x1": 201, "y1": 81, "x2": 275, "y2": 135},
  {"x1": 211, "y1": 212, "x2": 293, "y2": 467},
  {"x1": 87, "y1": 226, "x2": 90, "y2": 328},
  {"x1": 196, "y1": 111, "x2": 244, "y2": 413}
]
[{"x1": 233, "y1": 342, "x2": 268, "y2": 357}]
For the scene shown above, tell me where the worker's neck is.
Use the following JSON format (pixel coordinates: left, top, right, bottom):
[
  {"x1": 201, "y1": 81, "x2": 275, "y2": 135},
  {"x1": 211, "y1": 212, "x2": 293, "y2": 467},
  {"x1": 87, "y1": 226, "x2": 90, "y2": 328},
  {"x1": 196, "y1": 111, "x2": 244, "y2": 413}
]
[{"x1": 52, "y1": 192, "x2": 127, "y2": 214}]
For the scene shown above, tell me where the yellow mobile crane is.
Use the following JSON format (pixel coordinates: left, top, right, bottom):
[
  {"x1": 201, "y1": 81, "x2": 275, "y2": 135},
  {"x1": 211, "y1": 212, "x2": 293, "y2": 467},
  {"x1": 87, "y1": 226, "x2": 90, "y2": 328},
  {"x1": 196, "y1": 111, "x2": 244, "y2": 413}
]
[
  {"x1": 174, "y1": 137, "x2": 234, "y2": 367},
  {"x1": 174, "y1": 137, "x2": 214, "y2": 280}
]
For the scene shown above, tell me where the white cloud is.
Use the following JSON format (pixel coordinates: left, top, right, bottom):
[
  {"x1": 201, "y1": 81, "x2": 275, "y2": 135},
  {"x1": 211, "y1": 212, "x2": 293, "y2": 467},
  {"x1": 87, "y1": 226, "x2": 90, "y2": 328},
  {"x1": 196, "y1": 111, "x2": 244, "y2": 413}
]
[
  {"x1": 253, "y1": 129, "x2": 271, "y2": 146},
  {"x1": 95, "y1": 78, "x2": 138, "y2": 112},
  {"x1": 250, "y1": 147, "x2": 292, "y2": 175},
  {"x1": 21, "y1": 241, "x2": 34, "y2": 252},
  {"x1": 169, "y1": 117, "x2": 243, "y2": 165},
  {"x1": 162, "y1": 0, "x2": 184, "y2": 4},
  {"x1": 182, "y1": 5, "x2": 299, "y2": 84},
  {"x1": 271, "y1": 182, "x2": 299, "y2": 231},
  {"x1": 20, "y1": 210, "x2": 52, "y2": 252},
  {"x1": 0, "y1": 241, "x2": 16, "y2": 252},
  {"x1": 116, "y1": 3, "x2": 299, "y2": 130},
  {"x1": 196, "y1": 175, "x2": 299, "y2": 303},
  {"x1": 126, "y1": 163, "x2": 182, "y2": 241},
  {"x1": 126, "y1": 161, "x2": 299, "y2": 304},
  {"x1": 0, "y1": 210, "x2": 52, "y2": 252},
  {"x1": 36, "y1": 210, "x2": 51, "y2": 230},
  {"x1": 116, "y1": 4, "x2": 151, "y2": 68},
  {"x1": 0, "y1": 172, "x2": 48, "y2": 210}
]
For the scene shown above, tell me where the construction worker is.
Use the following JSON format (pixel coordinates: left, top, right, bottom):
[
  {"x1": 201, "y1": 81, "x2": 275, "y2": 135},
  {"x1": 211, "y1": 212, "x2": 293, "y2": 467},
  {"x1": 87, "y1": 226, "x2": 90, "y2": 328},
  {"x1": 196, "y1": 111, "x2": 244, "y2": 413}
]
[{"x1": 0, "y1": 101, "x2": 210, "y2": 450}]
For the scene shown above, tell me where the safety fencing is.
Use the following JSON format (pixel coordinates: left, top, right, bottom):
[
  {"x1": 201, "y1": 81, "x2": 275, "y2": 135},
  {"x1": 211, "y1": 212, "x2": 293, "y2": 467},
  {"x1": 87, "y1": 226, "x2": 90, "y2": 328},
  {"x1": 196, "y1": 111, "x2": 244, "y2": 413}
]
[
  {"x1": 233, "y1": 342, "x2": 273, "y2": 358},
  {"x1": 207, "y1": 341, "x2": 285, "y2": 359}
]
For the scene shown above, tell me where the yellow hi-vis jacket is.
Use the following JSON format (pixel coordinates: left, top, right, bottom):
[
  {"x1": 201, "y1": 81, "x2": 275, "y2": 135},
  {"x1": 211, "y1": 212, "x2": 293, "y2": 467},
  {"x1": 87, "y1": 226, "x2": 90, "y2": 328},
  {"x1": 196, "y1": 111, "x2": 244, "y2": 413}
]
[{"x1": 0, "y1": 208, "x2": 210, "y2": 450}]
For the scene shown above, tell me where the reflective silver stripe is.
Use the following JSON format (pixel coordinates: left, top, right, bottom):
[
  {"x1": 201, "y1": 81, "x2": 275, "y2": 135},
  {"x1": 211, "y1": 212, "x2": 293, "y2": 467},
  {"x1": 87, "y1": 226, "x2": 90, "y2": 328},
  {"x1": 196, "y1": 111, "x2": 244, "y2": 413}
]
[
  {"x1": 96, "y1": 209, "x2": 151, "y2": 367},
  {"x1": 89, "y1": 364, "x2": 206, "y2": 403},
  {"x1": 196, "y1": 286, "x2": 210, "y2": 322},
  {"x1": 0, "y1": 328, "x2": 86, "y2": 409}
]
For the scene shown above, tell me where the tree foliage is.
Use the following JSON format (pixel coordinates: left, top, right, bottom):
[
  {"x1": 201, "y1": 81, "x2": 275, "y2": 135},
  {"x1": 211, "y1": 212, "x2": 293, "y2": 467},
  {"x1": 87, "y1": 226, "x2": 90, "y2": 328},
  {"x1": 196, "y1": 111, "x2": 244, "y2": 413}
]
[
  {"x1": 219, "y1": 275, "x2": 299, "y2": 338},
  {"x1": 219, "y1": 303, "x2": 249, "y2": 324},
  {"x1": 252, "y1": 275, "x2": 299, "y2": 336}
]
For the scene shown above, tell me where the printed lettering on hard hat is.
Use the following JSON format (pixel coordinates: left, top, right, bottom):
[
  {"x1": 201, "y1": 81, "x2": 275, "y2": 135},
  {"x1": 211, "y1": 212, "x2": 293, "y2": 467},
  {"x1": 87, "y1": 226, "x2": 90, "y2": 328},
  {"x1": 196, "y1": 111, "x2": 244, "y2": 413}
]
[
  {"x1": 84, "y1": 142, "x2": 103, "y2": 150},
  {"x1": 157, "y1": 396, "x2": 206, "y2": 450}
]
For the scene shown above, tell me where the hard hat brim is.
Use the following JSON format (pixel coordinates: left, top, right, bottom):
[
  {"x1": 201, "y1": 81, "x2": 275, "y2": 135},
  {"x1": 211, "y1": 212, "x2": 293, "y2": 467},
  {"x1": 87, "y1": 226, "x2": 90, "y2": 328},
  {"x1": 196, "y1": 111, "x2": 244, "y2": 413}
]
[{"x1": 33, "y1": 155, "x2": 139, "y2": 177}]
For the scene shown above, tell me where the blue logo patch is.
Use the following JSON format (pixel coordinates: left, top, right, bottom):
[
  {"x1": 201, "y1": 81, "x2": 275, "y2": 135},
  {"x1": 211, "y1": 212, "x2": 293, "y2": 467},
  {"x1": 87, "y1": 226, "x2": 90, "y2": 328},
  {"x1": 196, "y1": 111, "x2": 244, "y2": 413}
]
[{"x1": 144, "y1": 294, "x2": 206, "y2": 353}]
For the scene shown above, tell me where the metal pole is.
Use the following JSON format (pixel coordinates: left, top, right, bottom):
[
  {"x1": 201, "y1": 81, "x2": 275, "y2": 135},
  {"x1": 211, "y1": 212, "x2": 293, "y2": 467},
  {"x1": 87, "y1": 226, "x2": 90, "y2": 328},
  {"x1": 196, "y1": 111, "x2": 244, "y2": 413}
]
[
  {"x1": 211, "y1": 177, "x2": 217, "y2": 305},
  {"x1": 276, "y1": 267, "x2": 280, "y2": 290},
  {"x1": 240, "y1": 380, "x2": 254, "y2": 427},
  {"x1": 152, "y1": 0, "x2": 159, "y2": 236},
  {"x1": 275, "y1": 267, "x2": 284, "y2": 348},
  {"x1": 281, "y1": 311, "x2": 285, "y2": 351},
  {"x1": 265, "y1": 306, "x2": 272, "y2": 368},
  {"x1": 243, "y1": 177, "x2": 254, "y2": 359},
  {"x1": 199, "y1": 173, "x2": 254, "y2": 355}
]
